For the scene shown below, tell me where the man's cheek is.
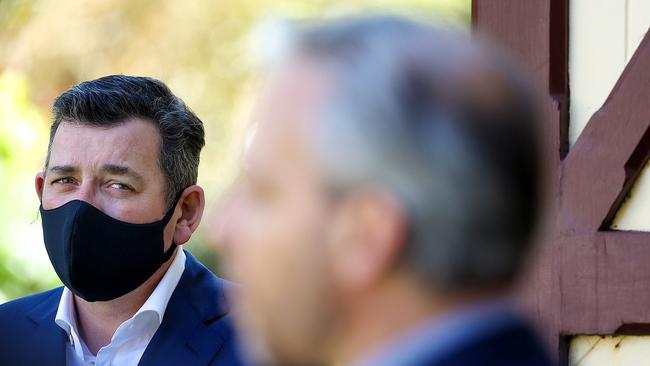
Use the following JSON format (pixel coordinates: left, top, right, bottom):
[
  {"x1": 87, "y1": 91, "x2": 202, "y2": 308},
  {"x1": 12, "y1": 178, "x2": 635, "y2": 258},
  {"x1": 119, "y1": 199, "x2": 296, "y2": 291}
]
[{"x1": 238, "y1": 237, "x2": 286, "y2": 289}]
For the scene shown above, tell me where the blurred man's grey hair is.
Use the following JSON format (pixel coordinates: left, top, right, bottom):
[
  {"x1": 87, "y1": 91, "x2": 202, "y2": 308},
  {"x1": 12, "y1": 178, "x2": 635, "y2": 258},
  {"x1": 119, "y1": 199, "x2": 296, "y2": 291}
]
[{"x1": 256, "y1": 16, "x2": 541, "y2": 293}]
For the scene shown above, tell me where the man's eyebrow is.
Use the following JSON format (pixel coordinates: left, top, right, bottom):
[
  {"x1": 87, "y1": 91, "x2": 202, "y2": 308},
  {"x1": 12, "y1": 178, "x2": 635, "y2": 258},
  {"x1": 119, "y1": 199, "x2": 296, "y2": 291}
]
[
  {"x1": 101, "y1": 164, "x2": 144, "y2": 181},
  {"x1": 48, "y1": 165, "x2": 77, "y2": 174}
]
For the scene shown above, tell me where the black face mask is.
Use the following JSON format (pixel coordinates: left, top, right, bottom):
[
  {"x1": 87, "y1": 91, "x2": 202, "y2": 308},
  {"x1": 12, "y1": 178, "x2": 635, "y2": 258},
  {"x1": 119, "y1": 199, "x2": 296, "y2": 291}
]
[{"x1": 40, "y1": 194, "x2": 182, "y2": 302}]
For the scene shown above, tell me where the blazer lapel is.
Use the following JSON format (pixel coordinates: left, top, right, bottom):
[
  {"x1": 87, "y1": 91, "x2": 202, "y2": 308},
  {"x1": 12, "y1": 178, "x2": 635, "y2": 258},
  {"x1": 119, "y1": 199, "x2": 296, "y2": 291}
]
[
  {"x1": 25, "y1": 288, "x2": 67, "y2": 365},
  {"x1": 138, "y1": 251, "x2": 231, "y2": 366}
]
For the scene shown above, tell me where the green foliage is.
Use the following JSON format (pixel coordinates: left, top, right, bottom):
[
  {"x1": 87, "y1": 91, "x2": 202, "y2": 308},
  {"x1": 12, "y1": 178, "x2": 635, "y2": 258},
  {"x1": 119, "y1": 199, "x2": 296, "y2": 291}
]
[{"x1": 0, "y1": 72, "x2": 61, "y2": 302}]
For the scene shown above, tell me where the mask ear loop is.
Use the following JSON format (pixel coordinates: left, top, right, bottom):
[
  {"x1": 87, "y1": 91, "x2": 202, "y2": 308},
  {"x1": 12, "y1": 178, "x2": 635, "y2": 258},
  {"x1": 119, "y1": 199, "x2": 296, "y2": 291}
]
[
  {"x1": 161, "y1": 188, "x2": 189, "y2": 262},
  {"x1": 161, "y1": 189, "x2": 187, "y2": 224}
]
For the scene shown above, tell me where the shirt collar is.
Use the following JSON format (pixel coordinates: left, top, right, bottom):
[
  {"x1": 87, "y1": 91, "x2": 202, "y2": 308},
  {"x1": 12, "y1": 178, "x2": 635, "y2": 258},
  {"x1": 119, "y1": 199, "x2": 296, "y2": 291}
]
[
  {"x1": 54, "y1": 285, "x2": 85, "y2": 360},
  {"x1": 55, "y1": 248, "x2": 186, "y2": 350},
  {"x1": 136, "y1": 248, "x2": 186, "y2": 324}
]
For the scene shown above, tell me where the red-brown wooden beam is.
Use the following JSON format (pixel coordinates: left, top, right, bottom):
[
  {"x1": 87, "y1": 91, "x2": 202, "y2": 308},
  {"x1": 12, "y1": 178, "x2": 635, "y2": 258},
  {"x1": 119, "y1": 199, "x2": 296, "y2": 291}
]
[
  {"x1": 561, "y1": 33, "x2": 650, "y2": 233},
  {"x1": 474, "y1": 0, "x2": 650, "y2": 363}
]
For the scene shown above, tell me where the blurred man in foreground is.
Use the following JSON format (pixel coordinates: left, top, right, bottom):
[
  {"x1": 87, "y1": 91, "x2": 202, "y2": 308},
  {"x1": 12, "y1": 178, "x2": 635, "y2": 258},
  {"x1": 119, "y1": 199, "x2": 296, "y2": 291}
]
[
  {"x1": 214, "y1": 16, "x2": 552, "y2": 366},
  {"x1": 0, "y1": 75, "x2": 242, "y2": 365}
]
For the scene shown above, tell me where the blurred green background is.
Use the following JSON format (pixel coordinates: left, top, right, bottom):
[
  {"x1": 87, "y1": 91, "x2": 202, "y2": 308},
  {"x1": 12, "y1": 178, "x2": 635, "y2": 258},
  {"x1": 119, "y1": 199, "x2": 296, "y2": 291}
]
[{"x1": 0, "y1": 0, "x2": 469, "y2": 303}]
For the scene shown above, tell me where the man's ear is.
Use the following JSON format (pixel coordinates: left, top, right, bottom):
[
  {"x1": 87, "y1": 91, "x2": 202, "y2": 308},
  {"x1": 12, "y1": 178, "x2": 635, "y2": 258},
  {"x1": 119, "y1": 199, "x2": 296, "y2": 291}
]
[
  {"x1": 172, "y1": 185, "x2": 205, "y2": 245},
  {"x1": 35, "y1": 172, "x2": 45, "y2": 201},
  {"x1": 328, "y1": 188, "x2": 408, "y2": 292}
]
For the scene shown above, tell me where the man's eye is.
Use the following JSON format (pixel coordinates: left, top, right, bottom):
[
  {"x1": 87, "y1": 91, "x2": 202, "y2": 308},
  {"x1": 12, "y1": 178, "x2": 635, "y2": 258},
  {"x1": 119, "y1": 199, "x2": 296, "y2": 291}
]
[
  {"x1": 109, "y1": 182, "x2": 133, "y2": 191},
  {"x1": 53, "y1": 177, "x2": 76, "y2": 185}
]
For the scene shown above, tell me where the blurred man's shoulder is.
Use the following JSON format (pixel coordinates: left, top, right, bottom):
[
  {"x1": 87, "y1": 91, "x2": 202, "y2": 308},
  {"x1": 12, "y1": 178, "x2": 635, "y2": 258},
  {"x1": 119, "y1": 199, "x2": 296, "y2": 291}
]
[{"x1": 434, "y1": 317, "x2": 554, "y2": 366}]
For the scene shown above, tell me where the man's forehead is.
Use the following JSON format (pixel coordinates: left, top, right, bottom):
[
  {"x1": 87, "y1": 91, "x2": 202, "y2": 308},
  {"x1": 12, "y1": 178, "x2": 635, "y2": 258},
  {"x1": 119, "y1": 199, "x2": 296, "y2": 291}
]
[
  {"x1": 240, "y1": 60, "x2": 332, "y2": 174},
  {"x1": 242, "y1": 119, "x2": 315, "y2": 182},
  {"x1": 265, "y1": 60, "x2": 331, "y2": 118},
  {"x1": 52, "y1": 118, "x2": 159, "y2": 145},
  {"x1": 253, "y1": 61, "x2": 332, "y2": 145},
  {"x1": 48, "y1": 118, "x2": 161, "y2": 167}
]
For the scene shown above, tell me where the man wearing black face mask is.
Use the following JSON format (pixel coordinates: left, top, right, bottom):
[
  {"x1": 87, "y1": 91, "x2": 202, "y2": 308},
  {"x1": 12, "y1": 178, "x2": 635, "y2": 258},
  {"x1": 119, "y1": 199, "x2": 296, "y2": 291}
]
[{"x1": 0, "y1": 75, "x2": 243, "y2": 366}]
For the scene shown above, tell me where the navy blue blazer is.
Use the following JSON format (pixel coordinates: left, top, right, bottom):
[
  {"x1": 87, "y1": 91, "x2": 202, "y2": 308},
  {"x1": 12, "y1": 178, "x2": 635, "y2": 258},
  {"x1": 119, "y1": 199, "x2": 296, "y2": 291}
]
[{"x1": 0, "y1": 250, "x2": 244, "y2": 366}]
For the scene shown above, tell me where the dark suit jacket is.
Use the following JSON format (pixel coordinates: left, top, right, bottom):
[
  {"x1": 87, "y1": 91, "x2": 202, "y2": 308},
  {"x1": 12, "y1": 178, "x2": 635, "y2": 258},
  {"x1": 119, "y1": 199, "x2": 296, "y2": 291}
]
[
  {"x1": 427, "y1": 317, "x2": 553, "y2": 366},
  {"x1": 0, "y1": 250, "x2": 243, "y2": 366}
]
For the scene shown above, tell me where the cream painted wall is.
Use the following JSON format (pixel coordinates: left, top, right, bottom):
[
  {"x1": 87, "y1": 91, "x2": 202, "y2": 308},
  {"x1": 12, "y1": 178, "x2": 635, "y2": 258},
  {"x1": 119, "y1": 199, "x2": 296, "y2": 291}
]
[
  {"x1": 569, "y1": 0, "x2": 650, "y2": 230},
  {"x1": 570, "y1": 336, "x2": 650, "y2": 366},
  {"x1": 568, "y1": 1, "x2": 650, "y2": 365}
]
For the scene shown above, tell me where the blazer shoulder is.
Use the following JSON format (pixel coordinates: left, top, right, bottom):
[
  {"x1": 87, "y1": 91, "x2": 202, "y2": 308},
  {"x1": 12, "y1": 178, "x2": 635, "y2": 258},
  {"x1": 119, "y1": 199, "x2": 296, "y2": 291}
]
[
  {"x1": 434, "y1": 319, "x2": 553, "y2": 366},
  {"x1": 0, "y1": 287, "x2": 63, "y2": 321},
  {"x1": 0, "y1": 287, "x2": 68, "y2": 366},
  {"x1": 181, "y1": 250, "x2": 238, "y2": 319},
  {"x1": 140, "y1": 253, "x2": 244, "y2": 366}
]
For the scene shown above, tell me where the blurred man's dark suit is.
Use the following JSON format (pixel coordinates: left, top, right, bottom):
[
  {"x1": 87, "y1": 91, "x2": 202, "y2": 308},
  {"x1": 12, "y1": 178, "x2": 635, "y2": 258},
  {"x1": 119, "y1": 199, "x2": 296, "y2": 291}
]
[
  {"x1": 353, "y1": 304, "x2": 553, "y2": 366},
  {"x1": 433, "y1": 317, "x2": 552, "y2": 366}
]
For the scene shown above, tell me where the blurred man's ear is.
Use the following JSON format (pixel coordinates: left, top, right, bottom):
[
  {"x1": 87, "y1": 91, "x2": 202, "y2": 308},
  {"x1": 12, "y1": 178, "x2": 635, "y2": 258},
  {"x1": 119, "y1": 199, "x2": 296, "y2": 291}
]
[
  {"x1": 35, "y1": 172, "x2": 45, "y2": 201},
  {"x1": 172, "y1": 185, "x2": 205, "y2": 245},
  {"x1": 328, "y1": 188, "x2": 408, "y2": 292}
]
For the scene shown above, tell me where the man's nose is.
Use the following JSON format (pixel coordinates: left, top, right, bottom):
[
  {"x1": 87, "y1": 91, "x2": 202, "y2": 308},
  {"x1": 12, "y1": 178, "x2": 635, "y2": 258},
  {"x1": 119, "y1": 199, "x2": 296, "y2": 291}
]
[{"x1": 73, "y1": 181, "x2": 99, "y2": 208}]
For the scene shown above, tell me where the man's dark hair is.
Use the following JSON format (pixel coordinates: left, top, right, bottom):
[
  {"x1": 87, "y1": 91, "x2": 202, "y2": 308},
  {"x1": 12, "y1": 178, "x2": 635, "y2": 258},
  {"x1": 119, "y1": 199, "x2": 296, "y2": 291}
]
[{"x1": 47, "y1": 75, "x2": 205, "y2": 206}]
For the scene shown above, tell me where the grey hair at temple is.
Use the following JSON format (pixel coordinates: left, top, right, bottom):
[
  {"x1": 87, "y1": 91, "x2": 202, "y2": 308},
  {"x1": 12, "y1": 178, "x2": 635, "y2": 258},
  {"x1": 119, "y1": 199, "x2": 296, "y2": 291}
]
[{"x1": 260, "y1": 16, "x2": 541, "y2": 293}]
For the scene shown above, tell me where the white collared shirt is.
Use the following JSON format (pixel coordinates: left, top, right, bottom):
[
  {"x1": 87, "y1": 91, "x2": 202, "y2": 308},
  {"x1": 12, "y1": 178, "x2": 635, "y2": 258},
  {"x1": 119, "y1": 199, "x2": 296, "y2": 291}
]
[{"x1": 55, "y1": 249, "x2": 186, "y2": 366}]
